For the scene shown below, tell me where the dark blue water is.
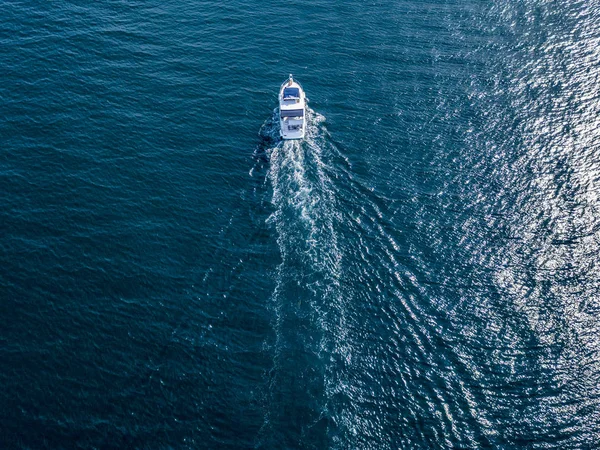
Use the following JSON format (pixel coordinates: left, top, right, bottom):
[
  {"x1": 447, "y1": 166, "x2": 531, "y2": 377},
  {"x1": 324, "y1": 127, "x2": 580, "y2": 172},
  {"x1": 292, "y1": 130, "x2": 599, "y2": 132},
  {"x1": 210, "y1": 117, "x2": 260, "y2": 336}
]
[{"x1": 2, "y1": 0, "x2": 600, "y2": 448}]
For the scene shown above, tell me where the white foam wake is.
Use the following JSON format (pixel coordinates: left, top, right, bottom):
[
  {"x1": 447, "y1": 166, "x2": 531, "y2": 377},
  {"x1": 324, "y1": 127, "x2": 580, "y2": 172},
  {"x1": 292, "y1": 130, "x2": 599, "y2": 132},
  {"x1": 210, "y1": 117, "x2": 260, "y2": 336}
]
[{"x1": 258, "y1": 108, "x2": 353, "y2": 447}]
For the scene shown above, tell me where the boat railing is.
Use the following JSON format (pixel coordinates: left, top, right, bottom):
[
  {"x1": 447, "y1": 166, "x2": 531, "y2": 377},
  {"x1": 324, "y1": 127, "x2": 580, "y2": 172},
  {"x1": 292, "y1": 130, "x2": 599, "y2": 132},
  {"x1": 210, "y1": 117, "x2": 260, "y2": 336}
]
[{"x1": 280, "y1": 76, "x2": 303, "y2": 93}]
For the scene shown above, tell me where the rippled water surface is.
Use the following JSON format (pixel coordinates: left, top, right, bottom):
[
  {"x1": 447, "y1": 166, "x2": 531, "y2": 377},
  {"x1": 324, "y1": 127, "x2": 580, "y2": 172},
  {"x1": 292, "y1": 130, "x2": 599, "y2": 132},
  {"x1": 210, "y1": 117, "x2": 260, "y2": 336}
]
[{"x1": 2, "y1": 0, "x2": 600, "y2": 448}]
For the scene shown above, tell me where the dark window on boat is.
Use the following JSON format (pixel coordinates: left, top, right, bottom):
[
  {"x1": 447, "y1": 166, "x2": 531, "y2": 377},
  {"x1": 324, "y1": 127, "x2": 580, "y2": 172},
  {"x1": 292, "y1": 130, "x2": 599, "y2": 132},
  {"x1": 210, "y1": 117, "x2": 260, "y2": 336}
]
[
  {"x1": 280, "y1": 109, "x2": 304, "y2": 118},
  {"x1": 283, "y1": 87, "x2": 300, "y2": 98}
]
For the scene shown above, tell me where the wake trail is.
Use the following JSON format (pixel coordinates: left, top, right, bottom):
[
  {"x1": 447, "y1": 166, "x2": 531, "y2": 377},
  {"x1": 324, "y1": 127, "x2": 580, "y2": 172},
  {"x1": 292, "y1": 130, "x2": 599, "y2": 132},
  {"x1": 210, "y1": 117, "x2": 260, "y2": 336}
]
[
  {"x1": 257, "y1": 108, "x2": 353, "y2": 448},
  {"x1": 257, "y1": 106, "x2": 433, "y2": 448}
]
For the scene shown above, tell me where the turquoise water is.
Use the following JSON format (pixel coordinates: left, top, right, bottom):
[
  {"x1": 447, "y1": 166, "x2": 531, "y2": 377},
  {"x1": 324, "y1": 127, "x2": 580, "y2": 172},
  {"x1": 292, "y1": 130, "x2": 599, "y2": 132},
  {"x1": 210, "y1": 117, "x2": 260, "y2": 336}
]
[{"x1": 2, "y1": 0, "x2": 600, "y2": 448}]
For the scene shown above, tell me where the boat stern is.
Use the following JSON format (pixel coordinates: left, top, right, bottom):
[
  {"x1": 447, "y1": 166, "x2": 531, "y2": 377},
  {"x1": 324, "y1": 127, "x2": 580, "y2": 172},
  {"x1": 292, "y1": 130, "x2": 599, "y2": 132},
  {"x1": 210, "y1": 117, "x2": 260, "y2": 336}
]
[{"x1": 280, "y1": 120, "x2": 305, "y2": 140}]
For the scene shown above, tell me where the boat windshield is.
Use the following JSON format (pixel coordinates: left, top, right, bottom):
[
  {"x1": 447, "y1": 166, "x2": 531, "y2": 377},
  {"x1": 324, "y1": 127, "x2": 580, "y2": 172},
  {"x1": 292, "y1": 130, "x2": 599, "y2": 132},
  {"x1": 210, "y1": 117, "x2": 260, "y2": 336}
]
[
  {"x1": 280, "y1": 109, "x2": 304, "y2": 118},
  {"x1": 283, "y1": 87, "x2": 300, "y2": 99}
]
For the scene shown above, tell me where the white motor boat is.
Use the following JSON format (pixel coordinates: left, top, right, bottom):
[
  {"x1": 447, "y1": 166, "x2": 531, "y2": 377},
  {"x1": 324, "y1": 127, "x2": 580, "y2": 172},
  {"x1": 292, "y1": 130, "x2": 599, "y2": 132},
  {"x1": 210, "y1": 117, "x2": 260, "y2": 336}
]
[{"x1": 279, "y1": 74, "x2": 306, "y2": 140}]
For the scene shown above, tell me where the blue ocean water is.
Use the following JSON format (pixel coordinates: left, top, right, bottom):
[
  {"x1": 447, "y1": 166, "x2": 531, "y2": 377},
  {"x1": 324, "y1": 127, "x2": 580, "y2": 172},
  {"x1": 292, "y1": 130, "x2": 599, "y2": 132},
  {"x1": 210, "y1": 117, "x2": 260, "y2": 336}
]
[{"x1": 2, "y1": 0, "x2": 600, "y2": 448}]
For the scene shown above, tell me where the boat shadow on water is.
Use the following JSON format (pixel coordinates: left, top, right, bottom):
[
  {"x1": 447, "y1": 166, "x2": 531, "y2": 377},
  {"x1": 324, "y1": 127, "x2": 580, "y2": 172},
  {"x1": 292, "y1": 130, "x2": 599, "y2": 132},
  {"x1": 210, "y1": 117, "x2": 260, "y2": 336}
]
[{"x1": 253, "y1": 109, "x2": 281, "y2": 164}]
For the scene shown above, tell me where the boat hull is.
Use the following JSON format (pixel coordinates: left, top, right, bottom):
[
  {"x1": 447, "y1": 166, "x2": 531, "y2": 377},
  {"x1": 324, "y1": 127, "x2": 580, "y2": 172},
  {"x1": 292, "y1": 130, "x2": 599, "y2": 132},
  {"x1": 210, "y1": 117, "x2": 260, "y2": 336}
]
[{"x1": 279, "y1": 75, "x2": 306, "y2": 140}]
